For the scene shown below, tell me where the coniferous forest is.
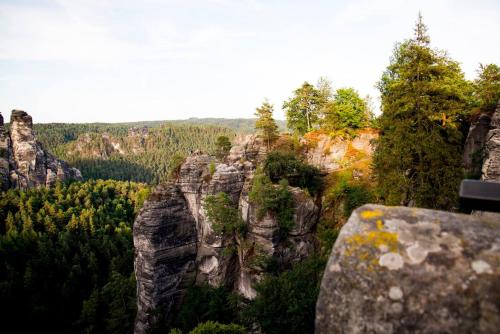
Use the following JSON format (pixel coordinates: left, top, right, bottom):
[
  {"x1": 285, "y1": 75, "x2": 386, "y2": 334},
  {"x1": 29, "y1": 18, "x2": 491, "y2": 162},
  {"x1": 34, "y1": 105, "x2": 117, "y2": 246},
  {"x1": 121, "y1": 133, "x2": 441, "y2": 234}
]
[{"x1": 1, "y1": 12, "x2": 499, "y2": 334}]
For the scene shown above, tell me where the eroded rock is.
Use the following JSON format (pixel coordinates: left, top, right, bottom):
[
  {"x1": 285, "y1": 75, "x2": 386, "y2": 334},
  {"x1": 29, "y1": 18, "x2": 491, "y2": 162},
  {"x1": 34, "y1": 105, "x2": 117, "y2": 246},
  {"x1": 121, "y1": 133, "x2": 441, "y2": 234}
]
[
  {"x1": 0, "y1": 110, "x2": 81, "y2": 190},
  {"x1": 316, "y1": 204, "x2": 500, "y2": 334},
  {"x1": 134, "y1": 141, "x2": 320, "y2": 332},
  {"x1": 481, "y1": 101, "x2": 500, "y2": 181},
  {"x1": 134, "y1": 183, "x2": 198, "y2": 334},
  {"x1": 302, "y1": 130, "x2": 377, "y2": 173}
]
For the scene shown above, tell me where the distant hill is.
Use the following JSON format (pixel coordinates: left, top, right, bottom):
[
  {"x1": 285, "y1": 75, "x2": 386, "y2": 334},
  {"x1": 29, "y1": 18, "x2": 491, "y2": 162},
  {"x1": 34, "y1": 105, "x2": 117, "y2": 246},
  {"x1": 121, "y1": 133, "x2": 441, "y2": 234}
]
[{"x1": 168, "y1": 118, "x2": 287, "y2": 133}]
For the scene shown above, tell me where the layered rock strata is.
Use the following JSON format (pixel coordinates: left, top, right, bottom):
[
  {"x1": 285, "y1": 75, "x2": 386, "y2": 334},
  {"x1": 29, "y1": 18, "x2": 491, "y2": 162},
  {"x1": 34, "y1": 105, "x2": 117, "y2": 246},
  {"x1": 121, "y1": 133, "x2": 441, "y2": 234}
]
[
  {"x1": 0, "y1": 110, "x2": 81, "y2": 190},
  {"x1": 316, "y1": 204, "x2": 500, "y2": 334},
  {"x1": 134, "y1": 145, "x2": 319, "y2": 333}
]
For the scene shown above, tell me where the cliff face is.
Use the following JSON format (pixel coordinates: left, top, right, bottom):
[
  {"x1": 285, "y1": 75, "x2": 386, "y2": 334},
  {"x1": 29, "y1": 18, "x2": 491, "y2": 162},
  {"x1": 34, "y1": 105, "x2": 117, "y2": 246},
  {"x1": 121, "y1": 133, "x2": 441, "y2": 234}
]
[
  {"x1": 133, "y1": 137, "x2": 320, "y2": 333},
  {"x1": 463, "y1": 100, "x2": 500, "y2": 178},
  {"x1": 480, "y1": 101, "x2": 500, "y2": 181},
  {"x1": 0, "y1": 110, "x2": 82, "y2": 190},
  {"x1": 302, "y1": 129, "x2": 378, "y2": 174}
]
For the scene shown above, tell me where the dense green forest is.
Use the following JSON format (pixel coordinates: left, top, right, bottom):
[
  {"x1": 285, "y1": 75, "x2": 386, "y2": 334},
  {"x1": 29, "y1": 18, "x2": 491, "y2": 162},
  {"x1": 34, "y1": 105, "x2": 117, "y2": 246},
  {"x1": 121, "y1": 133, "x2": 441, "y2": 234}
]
[
  {"x1": 11, "y1": 118, "x2": 283, "y2": 184},
  {"x1": 34, "y1": 123, "x2": 235, "y2": 184},
  {"x1": 0, "y1": 180, "x2": 150, "y2": 333}
]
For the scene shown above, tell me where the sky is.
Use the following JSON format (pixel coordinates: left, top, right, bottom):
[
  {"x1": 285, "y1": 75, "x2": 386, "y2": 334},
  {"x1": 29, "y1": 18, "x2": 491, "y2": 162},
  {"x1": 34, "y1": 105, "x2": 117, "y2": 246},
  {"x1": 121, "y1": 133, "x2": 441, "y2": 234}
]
[{"x1": 0, "y1": 0, "x2": 499, "y2": 123}]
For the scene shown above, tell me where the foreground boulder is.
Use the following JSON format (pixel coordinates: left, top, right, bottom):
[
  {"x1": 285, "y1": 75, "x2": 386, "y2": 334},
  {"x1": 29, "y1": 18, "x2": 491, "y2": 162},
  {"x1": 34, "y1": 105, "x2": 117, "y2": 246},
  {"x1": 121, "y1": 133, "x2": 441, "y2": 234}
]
[
  {"x1": 0, "y1": 110, "x2": 81, "y2": 189},
  {"x1": 316, "y1": 204, "x2": 500, "y2": 334}
]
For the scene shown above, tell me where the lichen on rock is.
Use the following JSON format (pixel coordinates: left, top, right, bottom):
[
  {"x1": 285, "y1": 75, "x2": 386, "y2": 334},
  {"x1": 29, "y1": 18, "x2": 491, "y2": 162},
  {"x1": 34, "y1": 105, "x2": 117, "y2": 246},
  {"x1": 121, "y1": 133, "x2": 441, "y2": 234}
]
[{"x1": 316, "y1": 204, "x2": 500, "y2": 334}]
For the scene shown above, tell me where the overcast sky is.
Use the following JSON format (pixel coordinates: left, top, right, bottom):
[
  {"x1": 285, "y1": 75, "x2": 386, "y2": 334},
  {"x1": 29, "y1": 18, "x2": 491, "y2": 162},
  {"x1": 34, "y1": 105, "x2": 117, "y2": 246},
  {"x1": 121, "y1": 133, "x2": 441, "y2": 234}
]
[{"x1": 0, "y1": 0, "x2": 498, "y2": 123}]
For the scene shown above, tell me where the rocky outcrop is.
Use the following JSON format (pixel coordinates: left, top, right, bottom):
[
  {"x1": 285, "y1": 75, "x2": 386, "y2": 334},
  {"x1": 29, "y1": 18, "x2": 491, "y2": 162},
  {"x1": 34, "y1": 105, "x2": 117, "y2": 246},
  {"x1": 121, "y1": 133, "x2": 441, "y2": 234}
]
[
  {"x1": 236, "y1": 185, "x2": 318, "y2": 299},
  {"x1": 67, "y1": 126, "x2": 149, "y2": 159},
  {"x1": 0, "y1": 110, "x2": 81, "y2": 190},
  {"x1": 302, "y1": 129, "x2": 377, "y2": 173},
  {"x1": 134, "y1": 183, "x2": 198, "y2": 334},
  {"x1": 227, "y1": 134, "x2": 267, "y2": 163},
  {"x1": 316, "y1": 204, "x2": 500, "y2": 334},
  {"x1": 463, "y1": 101, "x2": 500, "y2": 178},
  {"x1": 134, "y1": 144, "x2": 320, "y2": 332},
  {"x1": 481, "y1": 101, "x2": 500, "y2": 181}
]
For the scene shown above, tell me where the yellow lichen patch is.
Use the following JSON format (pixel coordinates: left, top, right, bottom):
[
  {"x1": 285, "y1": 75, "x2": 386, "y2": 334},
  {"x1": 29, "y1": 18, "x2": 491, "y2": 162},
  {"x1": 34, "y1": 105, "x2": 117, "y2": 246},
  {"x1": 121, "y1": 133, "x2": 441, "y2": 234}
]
[
  {"x1": 376, "y1": 219, "x2": 384, "y2": 230},
  {"x1": 346, "y1": 231, "x2": 398, "y2": 253},
  {"x1": 343, "y1": 230, "x2": 399, "y2": 271},
  {"x1": 360, "y1": 209, "x2": 384, "y2": 220}
]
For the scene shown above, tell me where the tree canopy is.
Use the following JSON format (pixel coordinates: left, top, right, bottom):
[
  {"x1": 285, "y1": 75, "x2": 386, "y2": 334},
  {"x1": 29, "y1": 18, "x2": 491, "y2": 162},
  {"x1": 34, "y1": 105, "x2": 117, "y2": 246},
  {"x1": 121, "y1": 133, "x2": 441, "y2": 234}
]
[
  {"x1": 374, "y1": 14, "x2": 472, "y2": 209},
  {"x1": 322, "y1": 87, "x2": 370, "y2": 133},
  {"x1": 283, "y1": 82, "x2": 327, "y2": 135}
]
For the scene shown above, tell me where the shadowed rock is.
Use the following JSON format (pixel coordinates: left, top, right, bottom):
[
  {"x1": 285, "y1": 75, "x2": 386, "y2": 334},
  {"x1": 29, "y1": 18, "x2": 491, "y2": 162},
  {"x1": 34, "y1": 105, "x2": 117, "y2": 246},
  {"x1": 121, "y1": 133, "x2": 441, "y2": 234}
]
[
  {"x1": 134, "y1": 144, "x2": 320, "y2": 333},
  {"x1": 316, "y1": 204, "x2": 500, "y2": 334}
]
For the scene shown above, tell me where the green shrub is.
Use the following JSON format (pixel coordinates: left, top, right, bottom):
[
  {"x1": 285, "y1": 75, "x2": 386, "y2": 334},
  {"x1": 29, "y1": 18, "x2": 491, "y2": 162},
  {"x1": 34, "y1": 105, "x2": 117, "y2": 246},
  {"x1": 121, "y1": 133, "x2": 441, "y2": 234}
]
[
  {"x1": 215, "y1": 136, "x2": 232, "y2": 159},
  {"x1": 209, "y1": 161, "x2": 216, "y2": 175},
  {"x1": 263, "y1": 151, "x2": 322, "y2": 195},
  {"x1": 249, "y1": 170, "x2": 294, "y2": 237},
  {"x1": 203, "y1": 192, "x2": 246, "y2": 236},
  {"x1": 245, "y1": 256, "x2": 325, "y2": 334},
  {"x1": 173, "y1": 285, "x2": 243, "y2": 333},
  {"x1": 189, "y1": 321, "x2": 245, "y2": 334},
  {"x1": 168, "y1": 154, "x2": 186, "y2": 180}
]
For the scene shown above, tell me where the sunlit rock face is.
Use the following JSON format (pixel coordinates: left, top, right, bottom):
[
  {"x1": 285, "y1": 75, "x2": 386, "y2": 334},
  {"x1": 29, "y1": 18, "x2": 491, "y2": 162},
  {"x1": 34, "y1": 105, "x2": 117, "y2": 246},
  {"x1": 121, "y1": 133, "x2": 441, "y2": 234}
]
[
  {"x1": 301, "y1": 130, "x2": 378, "y2": 173},
  {"x1": 0, "y1": 110, "x2": 81, "y2": 190},
  {"x1": 133, "y1": 141, "x2": 320, "y2": 333},
  {"x1": 316, "y1": 204, "x2": 500, "y2": 334}
]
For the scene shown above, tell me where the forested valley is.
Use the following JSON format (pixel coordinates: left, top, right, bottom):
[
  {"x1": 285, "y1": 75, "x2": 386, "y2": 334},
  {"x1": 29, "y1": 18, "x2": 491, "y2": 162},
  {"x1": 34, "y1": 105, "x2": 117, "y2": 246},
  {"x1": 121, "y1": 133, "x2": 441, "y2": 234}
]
[
  {"x1": 32, "y1": 120, "x2": 260, "y2": 184},
  {"x1": 0, "y1": 15, "x2": 499, "y2": 334}
]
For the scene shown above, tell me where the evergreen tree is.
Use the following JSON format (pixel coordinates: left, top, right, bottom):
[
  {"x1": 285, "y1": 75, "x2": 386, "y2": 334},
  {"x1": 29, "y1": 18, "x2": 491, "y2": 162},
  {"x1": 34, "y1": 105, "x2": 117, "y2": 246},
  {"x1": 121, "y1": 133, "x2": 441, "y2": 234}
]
[
  {"x1": 283, "y1": 82, "x2": 326, "y2": 135},
  {"x1": 255, "y1": 100, "x2": 279, "y2": 149},
  {"x1": 374, "y1": 14, "x2": 471, "y2": 209}
]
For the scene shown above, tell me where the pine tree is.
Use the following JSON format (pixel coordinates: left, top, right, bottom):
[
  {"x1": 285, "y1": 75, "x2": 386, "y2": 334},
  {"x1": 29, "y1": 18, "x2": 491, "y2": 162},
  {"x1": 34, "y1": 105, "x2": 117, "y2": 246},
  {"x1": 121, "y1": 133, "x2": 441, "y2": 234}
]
[
  {"x1": 255, "y1": 100, "x2": 279, "y2": 149},
  {"x1": 374, "y1": 14, "x2": 471, "y2": 209}
]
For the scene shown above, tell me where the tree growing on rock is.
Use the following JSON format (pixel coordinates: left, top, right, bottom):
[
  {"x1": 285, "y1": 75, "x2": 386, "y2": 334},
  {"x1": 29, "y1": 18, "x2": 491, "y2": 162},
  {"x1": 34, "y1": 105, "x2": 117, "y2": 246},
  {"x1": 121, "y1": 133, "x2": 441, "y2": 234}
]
[
  {"x1": 215, "y1": 136, "x2": 232, "y2": 159},
  {"x1": 283, "y1": 82, "x2": 327, "y2": 135},
  {"x1": 374, "y1": 14, "x2": 471, "y2": 209},
  {"x1": 255, "y1": 100, "x2": 279, "y2": 149},
  {"x1": 322, "y1": 87, "x2": 370, "y2": 135}
]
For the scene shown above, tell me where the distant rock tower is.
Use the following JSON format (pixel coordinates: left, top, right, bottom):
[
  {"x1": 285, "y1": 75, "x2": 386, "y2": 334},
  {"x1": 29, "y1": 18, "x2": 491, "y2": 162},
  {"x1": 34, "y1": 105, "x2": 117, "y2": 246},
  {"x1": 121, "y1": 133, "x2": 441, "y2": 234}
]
[{"x1": 0, "y1": 110, "x2": 82, "y2": 190}]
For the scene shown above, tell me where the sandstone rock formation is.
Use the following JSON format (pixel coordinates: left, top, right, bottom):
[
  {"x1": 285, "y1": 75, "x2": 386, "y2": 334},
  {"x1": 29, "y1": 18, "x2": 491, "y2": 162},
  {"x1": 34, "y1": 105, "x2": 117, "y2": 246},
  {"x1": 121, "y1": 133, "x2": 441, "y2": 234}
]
[
  {"x1": 481, "y1": 101, "x2": 500, "y2": 181},
  {"x1": 0, "y1": 110, "x2": 81, "y2": 190},
  {"x1": 316, "y1": 204, "x2": 500, "y2": 334},
  {"x1": 68, "y1": 126, "x2": 149, "y2": 159},
  {"x1": 134, "y1": 144, "x2": 319, "y2": 332},
  {"x1": 227, "y1": 134, "x2": 267, "y2": 163},
  {"x1": 302, "y1": 130, "x2": 377, "y2": 173},
  {"x1": 134, "y1": 183, "x2": 198, "y2": 334}
]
